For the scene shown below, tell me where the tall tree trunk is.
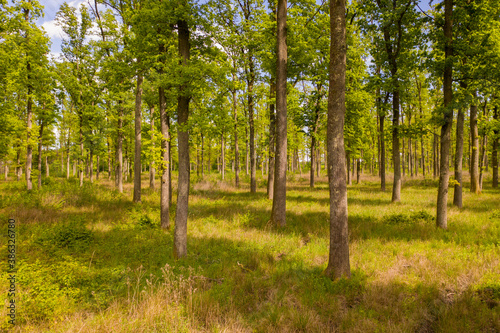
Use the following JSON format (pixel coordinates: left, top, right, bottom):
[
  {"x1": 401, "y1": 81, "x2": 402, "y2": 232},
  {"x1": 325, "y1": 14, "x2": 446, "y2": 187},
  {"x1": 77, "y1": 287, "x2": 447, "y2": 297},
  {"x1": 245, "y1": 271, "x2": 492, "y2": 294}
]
[
  {"x1": 37, "y1": 121, "x2": 44, "y2": 189},
  {"x1": 346, "y1": 151, "x2": 351, "y2": 185},
  {"x1": 133, "y1": 74, "x2": 143, "y2": 202},
  {"x1": 79, "y1": 116, "x2": 84, "y2": 187},
  {"x1": 117, "y1": 104, "x2": 124, "y2": 192},
  {"x1": 233, "y1": 70, "x2": 240, "y2": 188},
  {"x1": 90, "y1": 150, "x2": 94, "y2": 183},
  {"x1": 271, "y1": 0, "x2": 287, "y2": 227},
  {"x1": 470, "y1": 98, "x2": 480, "y2": 193},
  {"x1": 201, "y1": 133, "x2": 205, "y2": 177},
  {"x1": 46, "y1": 153, "x2": 49, "y2": 178},
  {"x1": 479, "y1": 131, "x2": 487, "y2": 190},
  {"x1": 96, "y1": 155, "x2": 99, "y2": 180},
  {"x1": 436, "y1": 0, "x2": 453, "y2": 229},
  {"x1": 380, "y1": 113, "x2": 386, "y2": 190},
  {"x1": 25, "y1": 6, "x2": 33, "y2": 191},
  {"x1": 174, "y1": 19, "x2": 191, "y2": 259},
  {"x1": 16, "y1": 149, "x2": 21, "y2": 181},
  {"x1": 267, "y1": 79, "x2": 276, "y2": 198},
  {"x1": 356, "y1": 157, "x2": 361, "y2": 184},
  {"x1": 453, "y1": 108, "x2": 464, "y2": 208},
  {"x1": 324, "y1": 0, "x2": 350, "y2": 279},
  {"x1": 150, "y1": 105, "x2": 156, "y2": 189},
  {"x1": 248, "y1": 55, "x2": 257, "y2": 193},
  {"x1": 159, "y1": 88, "x2": 170, "y2": 229},
  {"x1": 493, "y1": 105, "x2": 499, "y2": 188},
  {"x1": 221, "y1": 132, "x2": 225, "y2": 181}
]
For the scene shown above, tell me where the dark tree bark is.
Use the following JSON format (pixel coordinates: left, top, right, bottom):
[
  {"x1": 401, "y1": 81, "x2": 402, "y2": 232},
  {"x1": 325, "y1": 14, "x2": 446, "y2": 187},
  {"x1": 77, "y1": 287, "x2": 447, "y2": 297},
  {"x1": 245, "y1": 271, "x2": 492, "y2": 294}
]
[
  {"x1": 133, "y1": 74, "x2": 144, "y2": 202},
  {"x1": 436, "y1": 0, "x2": 453, "y2": 229},
  {"x1": 25, "y1": 6, "x2": 33, "y2": 191},
  {"x1": 174, "y1": 19, "x2": 191, "y2": 259},
  {"x1": 493, "y1": 105, "x2": 499, "y2": 188},
  {"x1": 453, "y1": 108, "x2": 464, "y2": 208},
  {"x1": 267, "y1": 79, "x2": 276, "y2": 199},
  {"x1": 324, "y1": 0, "x2": 350, "y2": 280},
  {"x1": 470, "y1": 99, "x2": 480, "y2": 193},
  {"x1": 271, "y1": 0, "x2": 287, "y2": 227}
]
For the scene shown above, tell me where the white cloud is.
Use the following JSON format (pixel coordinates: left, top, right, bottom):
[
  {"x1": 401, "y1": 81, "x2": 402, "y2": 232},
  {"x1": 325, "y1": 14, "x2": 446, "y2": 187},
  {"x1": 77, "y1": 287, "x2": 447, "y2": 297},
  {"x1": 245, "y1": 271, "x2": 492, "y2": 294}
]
[{"x1": 41, "y1": 19, "x2": 67, "y2": 39}]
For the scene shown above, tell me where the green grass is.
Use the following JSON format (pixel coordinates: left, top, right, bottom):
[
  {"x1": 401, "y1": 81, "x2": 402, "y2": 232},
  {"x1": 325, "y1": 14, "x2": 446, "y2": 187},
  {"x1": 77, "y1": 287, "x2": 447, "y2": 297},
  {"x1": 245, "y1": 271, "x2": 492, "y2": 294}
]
[{"x1": 1, "y1": 172, "x2": 499, "y2": 332}]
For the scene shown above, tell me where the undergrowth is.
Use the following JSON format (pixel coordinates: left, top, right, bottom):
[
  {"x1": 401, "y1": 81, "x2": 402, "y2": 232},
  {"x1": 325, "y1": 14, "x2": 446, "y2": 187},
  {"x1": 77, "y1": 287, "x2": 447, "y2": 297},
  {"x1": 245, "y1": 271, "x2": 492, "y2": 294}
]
[{"x1": 0, "y1": 173, "x2": 499, "y2": 332}]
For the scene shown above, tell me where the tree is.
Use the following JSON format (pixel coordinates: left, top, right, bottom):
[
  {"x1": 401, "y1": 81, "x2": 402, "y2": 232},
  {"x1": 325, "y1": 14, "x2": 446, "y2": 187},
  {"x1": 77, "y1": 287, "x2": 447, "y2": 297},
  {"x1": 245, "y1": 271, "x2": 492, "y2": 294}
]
[
  {"x1": 270, "y1": 0, "x2": 287, "y2": 227},
  {"x1": 324, "y1": 0, "x2": 350, "y2": 280},
  {"x1": 436, "y1": 0, "x2": 453, "y2": 229}
]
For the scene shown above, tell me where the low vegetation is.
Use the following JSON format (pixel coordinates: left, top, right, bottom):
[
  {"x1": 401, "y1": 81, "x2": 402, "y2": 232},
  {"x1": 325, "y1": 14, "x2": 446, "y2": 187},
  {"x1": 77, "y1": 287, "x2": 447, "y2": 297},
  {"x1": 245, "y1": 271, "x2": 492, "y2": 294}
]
[{"x1": 1, "y1": 173, "x2": 499, "y2": 332}]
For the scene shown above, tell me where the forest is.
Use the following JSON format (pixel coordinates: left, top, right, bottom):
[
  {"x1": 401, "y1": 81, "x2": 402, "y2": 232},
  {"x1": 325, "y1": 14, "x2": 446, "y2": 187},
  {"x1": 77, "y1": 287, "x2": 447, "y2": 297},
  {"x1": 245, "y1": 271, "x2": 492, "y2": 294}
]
[{"x1": 1, "y1": 0, "x2": 499, "y2": 331}]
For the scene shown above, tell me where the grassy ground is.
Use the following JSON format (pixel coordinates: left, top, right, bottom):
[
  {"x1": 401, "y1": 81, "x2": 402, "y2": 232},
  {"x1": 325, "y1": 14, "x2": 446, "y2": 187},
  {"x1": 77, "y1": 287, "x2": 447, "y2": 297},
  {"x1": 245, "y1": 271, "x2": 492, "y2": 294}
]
[{"x1": 1, "y1": 171, "x2": 499, "y2": 332}]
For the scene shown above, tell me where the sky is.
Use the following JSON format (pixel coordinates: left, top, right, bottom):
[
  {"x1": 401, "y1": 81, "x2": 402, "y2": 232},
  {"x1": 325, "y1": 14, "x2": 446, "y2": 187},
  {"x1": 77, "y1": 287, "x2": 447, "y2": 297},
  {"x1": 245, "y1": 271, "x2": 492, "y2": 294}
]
[{"x1": 36, "y1": 0, "x2": 433, "y2": 58}]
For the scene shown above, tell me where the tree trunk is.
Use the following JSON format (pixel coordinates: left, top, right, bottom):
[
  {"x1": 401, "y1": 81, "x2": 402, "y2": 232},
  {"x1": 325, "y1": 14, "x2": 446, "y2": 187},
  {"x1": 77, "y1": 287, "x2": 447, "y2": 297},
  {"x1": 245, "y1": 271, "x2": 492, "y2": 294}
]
[
  {"x1": 201, "y1": 133, "x2": 205, "y2": 177},
  {"x1": 436, "y1": 0, "x2": 453, "y2": 229},
  {"x1": 221, "y1": 132, "x2": 225, "y2": 180},
  {"x1": 90, "y1": 150, "x2": 94, "y2": 183},
  {"x1": 96, "y1": 155, "x2": 99, "y2": 180},
  {"x1": 271, "y1": 0, "x2": 287, "y2": 227},
  {"x1": 470, "y1": 99, "x2": 480, "y2": 193},
  {"x1": 233, "y1": 70, "x2": 240, "y2": 188},
  {"x1": 249, "y1": 55, "x2": 257, "y2": 193},
  {"x1": 150, "y1": 105, "x2": 156, "y2": 189},
  {"x1": 117, "y1": 104, "x2": 124, "y2": 192},
  {"x1": 453, "y1": 108, "x2": 464, "y2": 208},
  {"x1": 479, "y1": 132, "x2": 487, "y2": 190},
  {"x1": 267, "y1": 78, "x2": 276, "y2": 198},
  {"x1": 493, "y1": 105, "x2": 499, "y2": 188},
  {"x1": 133, "y1": 74, "x2": 143, "y2": 202},
  {"x1": 159, "y1": 87, "x2": 170, "y2": 229},
  {"x1": 346, "y1": 151, "x2": 351, "y2": 185},
  {"x1": 324, "y1": 0, "x2": 350, "y2": 279},
  {"x1": 380, "y1": 113, "x2": 386, "y2": 190},
  {"x1": 79, "y1": 116, "x2": 84, "y2": 187},
  {"x1": 37, "y1": 121, "x2": 44, "y2": 189},
  {"x1": 174, "y1": 19, "x2": 190, "y2": 259}
]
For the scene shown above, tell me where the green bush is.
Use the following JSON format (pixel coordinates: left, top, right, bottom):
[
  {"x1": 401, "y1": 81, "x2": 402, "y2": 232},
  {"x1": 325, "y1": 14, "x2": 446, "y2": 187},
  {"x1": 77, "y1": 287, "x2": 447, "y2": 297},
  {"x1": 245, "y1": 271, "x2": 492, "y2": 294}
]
[
  {"x1": 384, "y1": 210, "x2": 434, "y2": 225},
  {"x1": 37, "y1": 218, "x2": 93, "y2": 249}
]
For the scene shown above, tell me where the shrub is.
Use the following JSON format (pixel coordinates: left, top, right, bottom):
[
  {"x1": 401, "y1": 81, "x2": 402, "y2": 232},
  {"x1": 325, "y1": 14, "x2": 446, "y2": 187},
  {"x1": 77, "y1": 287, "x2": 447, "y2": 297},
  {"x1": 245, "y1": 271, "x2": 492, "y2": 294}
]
[{"x1": 36, "y1": 218, "x2": 93, "y2": 249}]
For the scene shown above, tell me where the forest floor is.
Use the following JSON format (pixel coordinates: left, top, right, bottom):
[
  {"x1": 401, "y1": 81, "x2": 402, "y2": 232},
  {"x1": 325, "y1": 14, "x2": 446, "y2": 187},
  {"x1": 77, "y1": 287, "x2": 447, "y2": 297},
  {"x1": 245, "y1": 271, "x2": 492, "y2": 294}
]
[{"x1": 1, "y1": 172, "x2": 499, "y2": 332}]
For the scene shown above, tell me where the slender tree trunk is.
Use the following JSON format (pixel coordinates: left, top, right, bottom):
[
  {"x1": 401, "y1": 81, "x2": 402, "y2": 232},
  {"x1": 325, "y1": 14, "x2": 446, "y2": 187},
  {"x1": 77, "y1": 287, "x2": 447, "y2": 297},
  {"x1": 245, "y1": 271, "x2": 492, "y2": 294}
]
[
  {"x1": 79, "y1": 116, "x2": 84, "y2": 187},
  {"x1": 25, "y1": 7, "x2": 33, "y2": 191},
  {"x1": 133, "y1": 74, "x2": 143, "y2": 202},
  {"x1": 324, "y1": 0, "x2": 350, "y2": 279},
  {"x1": 96, "y1": 155, "x2": 99, "y2": 180},
  {"x1": 201, "y1": 133, "x2": 205, "y2": 177},
  {"x1": 267, "y1": 79, "x2": 276, "y2": 198},
  {"x1": 356, "y1": 157, "x2": 361, "y2": 184},
  {"x1": 453, "y1": 108, "x2": 464, "y2": 208},
  {"x1": 37, "y1": 121, "x2": 44, "y2": 189},
  {"x1": 150, "y1": 105, "x2": 156, "y2": 189},
  {"x1": 436, "y1": 0, "x2": 453, "y2": 229},
  {"x1": 493, "y1": 105, "x2": 499, "y2": 188},
  {"x1": 174, "y1": 19, "x2": 191, "y2": 259},
  {"x1": 380, "y1": 113, "x2": 386, "y2": 190},
  {"x1": 248, "y1": 55, "x2": 257, "y2": 193},
  {"x1": 233, "y1": 71, "x2": 240, "y2": 188},
  {"x1": 221, "y1": 132, "x2": 225, "y2": 181},
  {"x1": 479, "y1": 132, "x2": 487, "y2": 190},
  {"x1": 433, "y1": 132, "x2": 437, "y2": 178},
  {"x1": 470, "y1": 98, "x2": 480, "y2": 193},
  {"x1": 16, "y1": 149, "x2": 21, "y2": 181},
  {"x1": 90, "y1": 150, "x2": 94, "y2": 183},
  {"x1": 159, "y1": 87, "x2": 170, "y2": 229},
  {"x1": 346, "y1": 151, "x2": 351, "y2": 185},
  {"x1": 117, "y1": 104, "x2": 124, "y2": 192},
  {"x1": 271, "y1": 0, "x2": 287, "y2": 227}
]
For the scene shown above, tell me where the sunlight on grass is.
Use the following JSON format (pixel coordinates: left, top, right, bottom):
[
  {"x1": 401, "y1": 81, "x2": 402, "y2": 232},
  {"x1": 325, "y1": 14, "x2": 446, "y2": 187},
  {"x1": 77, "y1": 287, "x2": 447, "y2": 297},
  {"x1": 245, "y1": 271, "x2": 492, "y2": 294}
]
[{"x1": 0, "y1": 173, "x2": 499, "y2": 332}]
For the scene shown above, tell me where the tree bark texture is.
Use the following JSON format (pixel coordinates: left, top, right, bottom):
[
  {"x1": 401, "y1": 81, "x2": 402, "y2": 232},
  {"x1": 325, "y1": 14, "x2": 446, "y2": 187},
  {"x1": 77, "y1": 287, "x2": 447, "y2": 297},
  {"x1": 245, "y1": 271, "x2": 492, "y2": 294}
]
[
  {"x1": 271, "y1": 0, "x2": 287, "y2": 227},
  {"x1": 174, "y1": 19, "x2": 191, "y2": 259},
  {"x1": 436, "y1": 0, "x2": 453, "y2": 229},
  {"x1": 324, "y1": 0, "x2": 350, "y2": 280}
]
